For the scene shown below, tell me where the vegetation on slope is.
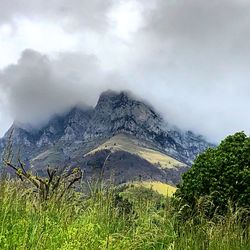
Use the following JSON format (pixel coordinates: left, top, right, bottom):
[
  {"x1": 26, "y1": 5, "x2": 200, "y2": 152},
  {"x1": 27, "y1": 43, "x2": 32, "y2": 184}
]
[
  {"x1": 86, "y1": 133, "x2": 185, "y2": 169},
  {"x1": 131, "y1": 181, "x2": 177, "y2": 196}
]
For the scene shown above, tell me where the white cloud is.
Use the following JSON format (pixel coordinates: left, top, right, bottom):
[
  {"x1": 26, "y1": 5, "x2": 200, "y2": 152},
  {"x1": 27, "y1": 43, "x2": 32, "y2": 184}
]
[
  {"x1": 107, "y1": 0, "x2": 144, "y2": 40},
  {"x1": 0, "y1": 0, "x2": 113, "y2": 31},
  {"x1": 0, "y1": 18, "x2": 81, "y2": 68},
  {"x1": 0, "y1": 0, "x2": 250, "y2": 142}
]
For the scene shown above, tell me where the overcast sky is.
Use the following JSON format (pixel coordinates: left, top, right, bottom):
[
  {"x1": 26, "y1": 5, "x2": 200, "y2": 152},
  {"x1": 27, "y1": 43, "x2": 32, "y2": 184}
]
[{"x1": 0, "y1": 0, "x2": 250, "y2": 142}]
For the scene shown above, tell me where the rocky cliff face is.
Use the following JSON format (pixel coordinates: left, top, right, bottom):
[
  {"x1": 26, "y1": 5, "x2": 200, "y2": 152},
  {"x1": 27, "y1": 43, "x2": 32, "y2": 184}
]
[
  {"x1": 0, "y1": 90, "x2": 214, "y2": 183},
  {"x1": 84, "y1": 91, "x2": 166, "y2": 139},
  {"x1": 82, "y1": 91, "x2": 212, "y2": 164}
]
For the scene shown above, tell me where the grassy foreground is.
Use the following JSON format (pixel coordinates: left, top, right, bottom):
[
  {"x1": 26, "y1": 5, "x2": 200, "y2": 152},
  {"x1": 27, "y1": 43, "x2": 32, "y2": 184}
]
[{"x1": 0, "y1": 179, "x2": 249, "y2": 250}]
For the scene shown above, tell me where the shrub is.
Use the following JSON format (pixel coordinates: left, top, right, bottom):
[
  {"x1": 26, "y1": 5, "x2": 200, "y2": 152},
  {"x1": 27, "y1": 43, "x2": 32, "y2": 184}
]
[{"x1": 175, "y1": 132, "x2": 250, "y2": 217}]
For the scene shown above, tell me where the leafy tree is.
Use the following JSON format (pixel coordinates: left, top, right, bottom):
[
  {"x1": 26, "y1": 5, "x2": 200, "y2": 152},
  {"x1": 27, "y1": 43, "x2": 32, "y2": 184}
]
[{"x1": 175, "y1": 132, "x2": 250, "y2": 216}]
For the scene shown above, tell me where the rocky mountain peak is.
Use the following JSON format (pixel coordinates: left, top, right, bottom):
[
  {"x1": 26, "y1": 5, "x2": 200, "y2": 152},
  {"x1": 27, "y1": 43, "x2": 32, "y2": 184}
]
[
  {"x1": 96, "y1": 90, "x2": 134, "y2": 111},
  {"x1": 98, "y1": 89, "x2": 130, "y2": 101},
  {"x1": 96, "y1": 90, "x2": 160, "y2": 123},
  {"x1": 83, "y1": 90, "x2": 165, "y2": 142},
  {"x1": 0, "y1": 90, "x2": 214, "y2": 169}
]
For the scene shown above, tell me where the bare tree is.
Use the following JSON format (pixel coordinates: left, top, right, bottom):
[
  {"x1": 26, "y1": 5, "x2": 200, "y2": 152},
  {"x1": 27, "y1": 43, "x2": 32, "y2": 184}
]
[{"x1": 2, "y1": 128, "x2": 83, "y2": 202}]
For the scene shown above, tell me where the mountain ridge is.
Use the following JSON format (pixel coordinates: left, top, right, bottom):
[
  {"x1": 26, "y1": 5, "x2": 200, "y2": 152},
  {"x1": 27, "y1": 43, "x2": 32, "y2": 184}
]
[{"x1": 0, "y1": 90, "x2": 214, "y2": 184}]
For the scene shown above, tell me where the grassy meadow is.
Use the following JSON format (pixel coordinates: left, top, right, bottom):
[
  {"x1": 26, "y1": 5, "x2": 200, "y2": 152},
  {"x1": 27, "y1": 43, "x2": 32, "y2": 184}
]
[{"x1": 0, "y1": 177, "x2": 249, "y2": 250}]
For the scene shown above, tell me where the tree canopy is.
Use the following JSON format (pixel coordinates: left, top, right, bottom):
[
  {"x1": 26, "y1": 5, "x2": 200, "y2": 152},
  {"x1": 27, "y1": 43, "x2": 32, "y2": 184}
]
[{"x1": 175, "y1": 132, "x2": 250, "y2": 216}]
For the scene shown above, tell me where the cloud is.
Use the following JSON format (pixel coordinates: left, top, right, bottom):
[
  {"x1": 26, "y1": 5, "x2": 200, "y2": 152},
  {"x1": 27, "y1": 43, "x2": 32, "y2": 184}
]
[
  {"x1": 0, "y1": 49, "x2": 123, "y2": 128},
  {"x1": 0, "y1": 0, "x2": 114, "y2": 68},
  {"x1": 0, "y1": 0, "x2": 113, "y2": 31},
  {"x1": 0, "y1": 0, "x2": 250, "y2": 142},
  {"x1": 115, "y1": 0, "x2": 250, "y2": 142}
]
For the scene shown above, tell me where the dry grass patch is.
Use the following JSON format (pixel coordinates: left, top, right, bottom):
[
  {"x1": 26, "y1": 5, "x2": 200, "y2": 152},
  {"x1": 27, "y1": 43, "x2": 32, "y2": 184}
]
[
  {"x1": 133, "y1": 181, "x2": 177, "y2": 196},
  {"x1": 86, "y1": 134, "x2": 185, "y2": 169}
]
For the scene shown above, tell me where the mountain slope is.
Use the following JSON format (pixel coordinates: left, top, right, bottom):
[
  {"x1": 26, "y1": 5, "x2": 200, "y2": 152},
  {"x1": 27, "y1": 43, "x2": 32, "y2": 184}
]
[{"x1": 86, "y1": 134, "x2": 185, "y2": 169}]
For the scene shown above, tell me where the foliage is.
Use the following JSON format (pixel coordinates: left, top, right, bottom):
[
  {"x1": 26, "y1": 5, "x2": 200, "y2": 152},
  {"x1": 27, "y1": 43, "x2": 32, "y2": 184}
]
[{"x1": 175, "y1": 132, "x2": 250, "y2": 217}]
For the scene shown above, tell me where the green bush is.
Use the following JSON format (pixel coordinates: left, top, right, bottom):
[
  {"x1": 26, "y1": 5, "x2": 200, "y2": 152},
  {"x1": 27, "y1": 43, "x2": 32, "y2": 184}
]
[{"x1": 175, "y1": 132, "x2": 250, "y2": 217}]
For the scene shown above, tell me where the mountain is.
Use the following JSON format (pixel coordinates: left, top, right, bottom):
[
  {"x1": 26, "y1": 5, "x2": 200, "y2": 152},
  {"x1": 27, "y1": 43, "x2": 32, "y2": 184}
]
[{"x1": 0, "y1": 90, "x2": 214, "y2": 185}]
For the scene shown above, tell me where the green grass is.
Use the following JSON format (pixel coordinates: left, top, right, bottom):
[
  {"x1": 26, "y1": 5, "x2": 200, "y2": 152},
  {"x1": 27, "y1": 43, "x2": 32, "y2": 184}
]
[{"x1": 0, "y1": 179, "x2": 249, "y2": 250}]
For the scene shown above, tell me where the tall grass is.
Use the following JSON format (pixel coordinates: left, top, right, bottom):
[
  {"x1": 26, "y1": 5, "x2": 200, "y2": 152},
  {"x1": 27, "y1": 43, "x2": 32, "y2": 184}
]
[{"x1": 0, "y1": 178, "x2": 249, "y2": 250}]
